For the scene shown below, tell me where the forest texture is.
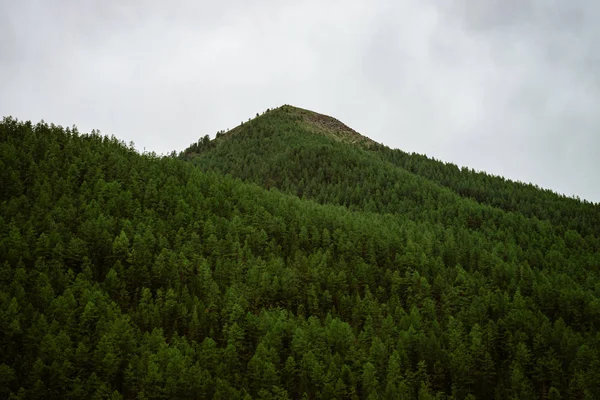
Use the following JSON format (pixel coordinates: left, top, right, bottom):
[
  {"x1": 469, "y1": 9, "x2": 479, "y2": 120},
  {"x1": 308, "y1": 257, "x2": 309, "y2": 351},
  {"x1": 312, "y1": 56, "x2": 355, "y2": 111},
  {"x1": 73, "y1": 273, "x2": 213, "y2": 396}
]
[{"x1": 1, "y1": 108, "x2": 600, "y2": 399}]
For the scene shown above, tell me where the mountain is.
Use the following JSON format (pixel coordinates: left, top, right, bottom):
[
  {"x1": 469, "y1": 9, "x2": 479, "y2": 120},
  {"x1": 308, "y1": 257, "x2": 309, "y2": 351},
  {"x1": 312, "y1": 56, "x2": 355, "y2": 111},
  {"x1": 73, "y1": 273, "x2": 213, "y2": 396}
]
[
  {"x1": 183, "y1": 105, "x2": 600, "y2": 237},
  {"x1": 1, "y1": 111, "x2": 599, "y2": 399}
]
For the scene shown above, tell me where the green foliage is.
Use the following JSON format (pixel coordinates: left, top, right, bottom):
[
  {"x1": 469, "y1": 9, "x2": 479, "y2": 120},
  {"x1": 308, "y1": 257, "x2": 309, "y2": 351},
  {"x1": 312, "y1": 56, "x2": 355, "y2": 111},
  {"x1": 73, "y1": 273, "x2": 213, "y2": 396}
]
[{"x1": 1, "y1": 112, "x2": 599, "y2": 399}]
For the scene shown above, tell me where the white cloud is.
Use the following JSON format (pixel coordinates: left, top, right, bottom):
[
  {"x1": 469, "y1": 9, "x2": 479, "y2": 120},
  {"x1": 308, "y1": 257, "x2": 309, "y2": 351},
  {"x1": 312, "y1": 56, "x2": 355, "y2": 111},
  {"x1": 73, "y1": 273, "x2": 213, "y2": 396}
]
[{"x1": 1, "y1": 0, "x2": 598, "y2": 201}]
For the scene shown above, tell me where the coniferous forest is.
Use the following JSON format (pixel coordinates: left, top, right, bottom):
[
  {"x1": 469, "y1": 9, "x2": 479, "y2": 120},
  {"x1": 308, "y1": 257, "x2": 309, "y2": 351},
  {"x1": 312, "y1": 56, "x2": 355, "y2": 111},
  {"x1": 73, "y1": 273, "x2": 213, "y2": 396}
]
[{"x1": 1, "y1": 106, "x2": 600, "y2": 399}]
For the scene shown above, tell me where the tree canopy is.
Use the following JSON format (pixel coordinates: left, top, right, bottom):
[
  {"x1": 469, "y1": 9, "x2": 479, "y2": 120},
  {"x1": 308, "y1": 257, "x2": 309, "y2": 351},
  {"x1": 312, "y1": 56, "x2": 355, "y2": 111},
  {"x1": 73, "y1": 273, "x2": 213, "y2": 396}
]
[{"x1": 1, "y1": 110, "x2": 599, "y2": 399}]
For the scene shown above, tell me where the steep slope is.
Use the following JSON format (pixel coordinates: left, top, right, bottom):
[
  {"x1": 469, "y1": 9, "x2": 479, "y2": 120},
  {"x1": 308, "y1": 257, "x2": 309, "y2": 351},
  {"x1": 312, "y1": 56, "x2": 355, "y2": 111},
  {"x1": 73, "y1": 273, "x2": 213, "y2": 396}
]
[
  {"x1": 375, "y1": 146, "x2": 600, "y2": 237},
  {"x1": 182, "y1": 106, "x2": 598, "y2": 271},
  {"x1": 1, "y1": 115, "x2": 599, "y2": 399},
  {"x1": 184, "y1": 105, "x2": 600, "y2": 239},
  {"x1": 183, "y1": 105, "x2": 462, "y2": 220}
]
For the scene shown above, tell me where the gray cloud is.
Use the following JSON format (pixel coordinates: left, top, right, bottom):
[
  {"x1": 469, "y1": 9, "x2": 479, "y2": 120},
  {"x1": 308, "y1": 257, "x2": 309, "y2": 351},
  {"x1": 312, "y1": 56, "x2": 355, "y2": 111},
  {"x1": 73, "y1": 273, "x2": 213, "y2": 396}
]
[{"x1": 1, "y1": 0, "x2": 598, "y2": 202}]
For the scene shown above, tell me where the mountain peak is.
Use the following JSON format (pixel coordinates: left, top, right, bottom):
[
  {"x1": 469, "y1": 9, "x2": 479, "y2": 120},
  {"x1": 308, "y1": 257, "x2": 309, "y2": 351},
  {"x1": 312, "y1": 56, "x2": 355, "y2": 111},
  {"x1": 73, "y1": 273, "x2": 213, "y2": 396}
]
[
  {"x1": 213, "y1": 105, "x2": 379, "y2": 148},
  {"x1": 274, "y1": 105, "x2": 379, "y2": 147}
]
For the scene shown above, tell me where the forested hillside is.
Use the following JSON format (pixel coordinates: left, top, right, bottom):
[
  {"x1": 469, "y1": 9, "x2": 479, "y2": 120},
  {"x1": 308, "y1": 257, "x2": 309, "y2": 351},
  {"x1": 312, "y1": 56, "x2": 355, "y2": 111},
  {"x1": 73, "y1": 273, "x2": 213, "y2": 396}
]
[
  {"x1": 183, "y1": 105, "x2": 600, "y2": 237},
  {"x1": 1, "y1": 111, "x2": 599, "y2": 399}
]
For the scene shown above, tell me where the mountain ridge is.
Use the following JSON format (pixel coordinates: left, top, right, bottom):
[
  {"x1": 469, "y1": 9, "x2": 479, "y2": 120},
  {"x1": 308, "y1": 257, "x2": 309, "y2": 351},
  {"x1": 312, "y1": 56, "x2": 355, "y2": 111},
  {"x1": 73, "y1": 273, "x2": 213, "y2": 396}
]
[{"x1": 183, "y1": 105, "x2": 600, "y2": 236}]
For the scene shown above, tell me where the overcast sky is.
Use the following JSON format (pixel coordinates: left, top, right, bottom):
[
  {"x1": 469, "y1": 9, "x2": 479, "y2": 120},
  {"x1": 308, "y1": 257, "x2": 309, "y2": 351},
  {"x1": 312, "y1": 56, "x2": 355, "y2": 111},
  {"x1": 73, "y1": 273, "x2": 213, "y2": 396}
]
[{"x1": 1, "y1": 1, "x2": 599, "y2": 202}]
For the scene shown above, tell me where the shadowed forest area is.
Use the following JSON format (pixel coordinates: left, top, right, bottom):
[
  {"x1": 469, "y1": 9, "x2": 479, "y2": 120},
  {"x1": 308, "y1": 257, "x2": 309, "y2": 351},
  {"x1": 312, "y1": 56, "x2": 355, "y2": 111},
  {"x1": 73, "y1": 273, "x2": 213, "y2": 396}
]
[{"x1": 1, "y1": 107, "x2": 599, "y2": 399}]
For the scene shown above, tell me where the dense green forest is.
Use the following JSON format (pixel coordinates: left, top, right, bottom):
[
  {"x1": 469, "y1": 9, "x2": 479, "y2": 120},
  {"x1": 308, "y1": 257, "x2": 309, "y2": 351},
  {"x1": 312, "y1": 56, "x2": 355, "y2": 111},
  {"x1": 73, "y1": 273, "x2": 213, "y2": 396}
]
[{"x1": 1, "y1": 107, "x2": 599, "y2": 399}]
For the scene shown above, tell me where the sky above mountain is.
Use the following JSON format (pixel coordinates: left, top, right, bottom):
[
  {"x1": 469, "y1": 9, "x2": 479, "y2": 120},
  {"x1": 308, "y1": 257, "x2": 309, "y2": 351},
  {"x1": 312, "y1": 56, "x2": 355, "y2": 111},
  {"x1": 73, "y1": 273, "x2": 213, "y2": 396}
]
[{"x1": 1, "y1": 0, "x2": 599, "y2": 202}]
